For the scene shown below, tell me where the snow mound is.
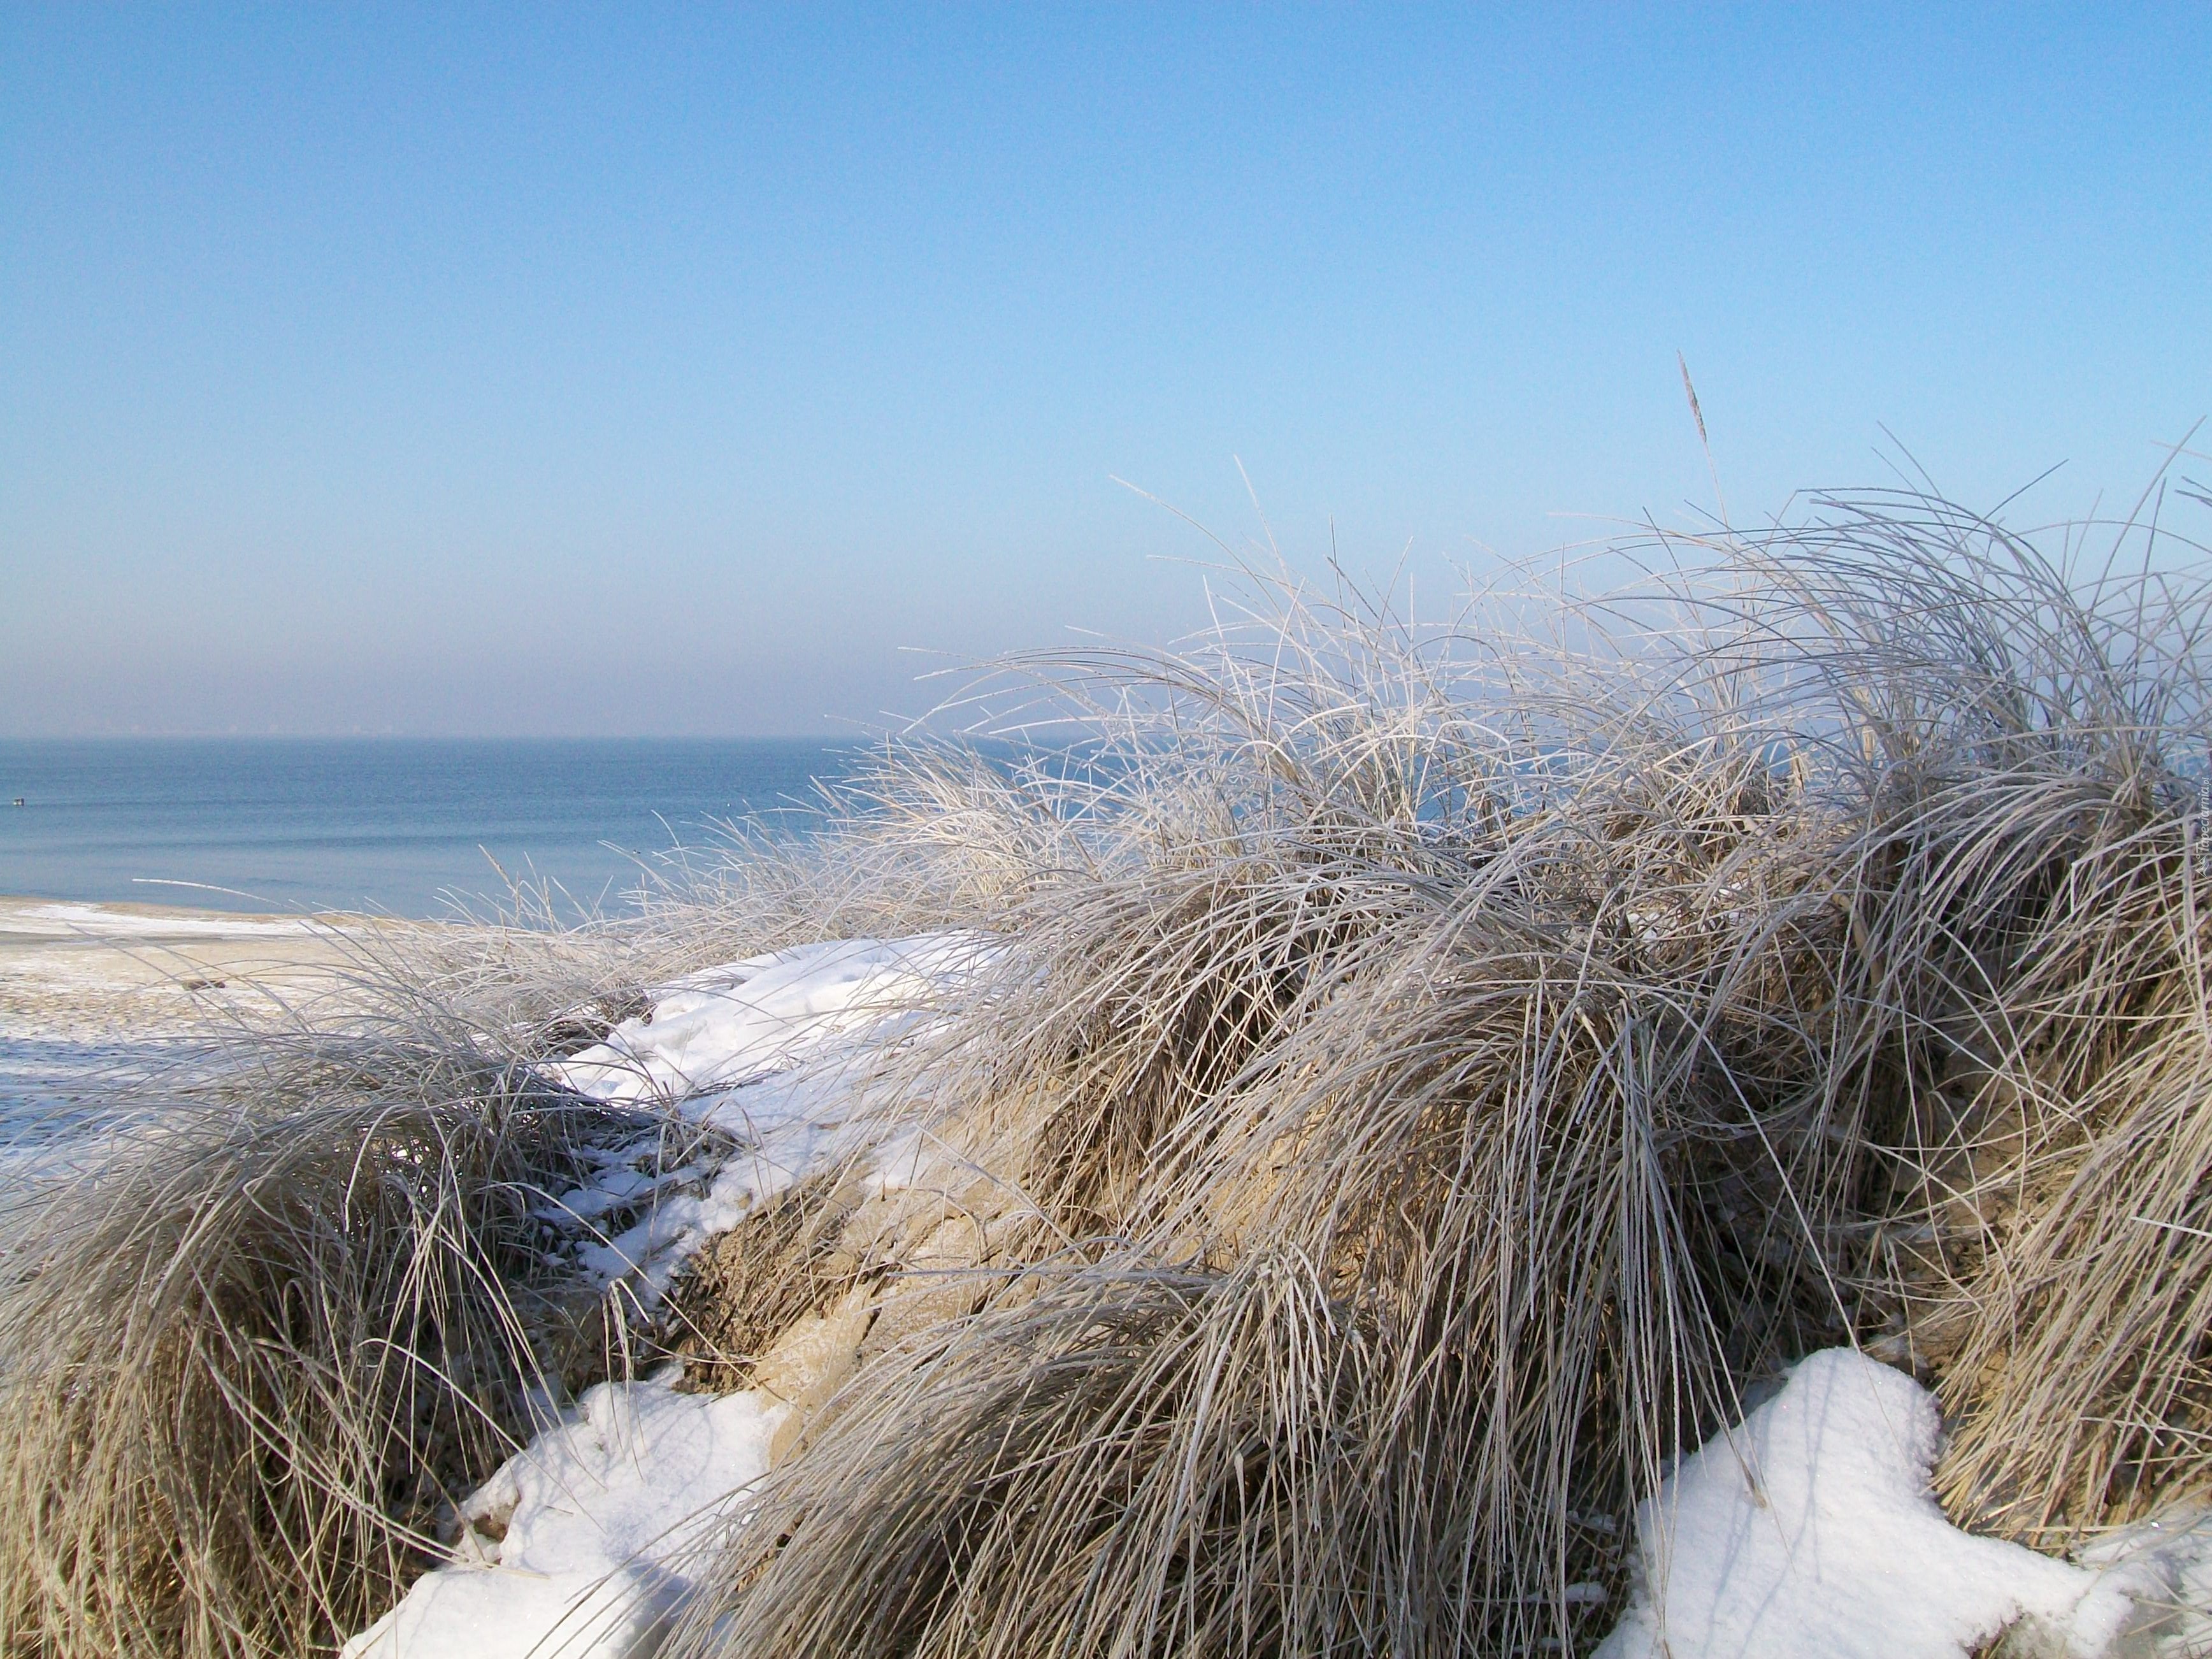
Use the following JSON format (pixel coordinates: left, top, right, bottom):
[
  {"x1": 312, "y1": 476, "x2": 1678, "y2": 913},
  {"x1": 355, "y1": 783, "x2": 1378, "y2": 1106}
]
[
  {"x1": 550, "y1": 934, "x2": 987, "y2": 1105},
  {"x1": 342, "y1": 1374, "x2": 782, "y2": 1659},
  {"x1": 1597, "y1": 1348, "x2": 2153, "y2": 1659},
  {"x1": 539, "y1": 933, "x2": 987, "y2": 1297}
]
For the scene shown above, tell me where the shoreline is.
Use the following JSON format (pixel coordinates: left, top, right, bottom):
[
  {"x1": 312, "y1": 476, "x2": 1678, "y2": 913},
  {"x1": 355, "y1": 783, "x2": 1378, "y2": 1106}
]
[{"x1": 0, "y1": 892, "x2": 372, "y2": 935}]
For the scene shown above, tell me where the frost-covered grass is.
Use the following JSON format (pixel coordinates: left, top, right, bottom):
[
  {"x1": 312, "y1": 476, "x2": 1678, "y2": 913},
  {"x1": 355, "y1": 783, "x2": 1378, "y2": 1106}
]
[
  {"x1": 0, "y1": 1043, "x2": 648, "y2": 1652},
  {"x1": 8, "y1": 479, "x2": 2212, "y2": 1656}
]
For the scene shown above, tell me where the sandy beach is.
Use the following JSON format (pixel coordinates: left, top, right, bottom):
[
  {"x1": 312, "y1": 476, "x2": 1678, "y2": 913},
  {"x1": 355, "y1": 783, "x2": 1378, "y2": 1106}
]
[
  {"x1": 0, "y1": 896, "x2": 407, "y2": 1121},
  {"x1": 0, "y1": 896, "x2": 385, "y2": 1042}
]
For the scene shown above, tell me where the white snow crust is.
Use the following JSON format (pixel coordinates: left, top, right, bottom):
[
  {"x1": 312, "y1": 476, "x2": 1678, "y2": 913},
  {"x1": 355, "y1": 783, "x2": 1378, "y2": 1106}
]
[
  {"x1": 1595, "y1": 1347, "x2": 2204, "y2": 1659},
  {"x1": 550, "y1": 934, "x2": 985, "y2": 1107},
  {"x1": 340, "y1": 1375, "x2": 783, "y2": 1659},
  {"x1": 533, "y1": 933, "x2": 987, "y2": 1298}
]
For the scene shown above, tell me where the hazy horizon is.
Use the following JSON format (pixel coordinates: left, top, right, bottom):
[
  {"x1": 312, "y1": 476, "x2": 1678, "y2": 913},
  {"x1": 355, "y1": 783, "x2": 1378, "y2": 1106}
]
[{"x1": 6, "y1": 7, "x2": 2208, "y2": 738}]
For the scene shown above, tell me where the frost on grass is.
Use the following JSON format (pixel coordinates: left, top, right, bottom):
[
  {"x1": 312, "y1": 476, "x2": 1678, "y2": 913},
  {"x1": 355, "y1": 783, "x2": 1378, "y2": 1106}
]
[
  {"x1": 1596, "y1": 1349, "x2": 2202, "y2": 1659},
  {"x1": 25, "y1": 491, "x2": 2212, "y2": 1659}
]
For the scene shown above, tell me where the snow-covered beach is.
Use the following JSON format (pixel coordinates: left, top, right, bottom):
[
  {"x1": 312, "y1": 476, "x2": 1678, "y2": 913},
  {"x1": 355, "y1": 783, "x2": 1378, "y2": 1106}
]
[
  {"x1": 0, "y1": 897, "x2": 380, "y2": 1146},
  {"x1": 0, "y1": 896, "x2": 379, "y2": 1038}
]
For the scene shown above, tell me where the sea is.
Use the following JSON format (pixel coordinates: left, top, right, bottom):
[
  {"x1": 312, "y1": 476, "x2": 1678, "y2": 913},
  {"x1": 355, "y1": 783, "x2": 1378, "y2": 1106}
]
[{"x1": 0, "y1": 737, "x2": 860, "y2": 917}]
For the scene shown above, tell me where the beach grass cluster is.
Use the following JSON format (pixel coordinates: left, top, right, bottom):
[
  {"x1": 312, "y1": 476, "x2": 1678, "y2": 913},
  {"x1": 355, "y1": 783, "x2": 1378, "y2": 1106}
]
[{"x1": 5, "y1": 480, "x2": 2211, "y2": 1656}]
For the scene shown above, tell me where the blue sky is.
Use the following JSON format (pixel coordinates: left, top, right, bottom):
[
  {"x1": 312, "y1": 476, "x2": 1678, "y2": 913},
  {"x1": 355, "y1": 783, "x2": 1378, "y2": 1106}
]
[{"x1": 4, "y1": 5, "x2": 2207, "y2": 735}]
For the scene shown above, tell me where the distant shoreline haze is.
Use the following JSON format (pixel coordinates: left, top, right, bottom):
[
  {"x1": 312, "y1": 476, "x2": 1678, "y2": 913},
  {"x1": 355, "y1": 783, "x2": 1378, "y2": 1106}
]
[{"x1": 0, "y1": 738, "x2": 861, "y2": 918}]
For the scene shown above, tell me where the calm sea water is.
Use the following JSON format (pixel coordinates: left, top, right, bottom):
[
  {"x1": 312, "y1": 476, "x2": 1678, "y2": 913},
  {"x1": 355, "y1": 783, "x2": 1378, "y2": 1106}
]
[{"x1": 0, "y1": 738, "x2": 860, "y2": 917}]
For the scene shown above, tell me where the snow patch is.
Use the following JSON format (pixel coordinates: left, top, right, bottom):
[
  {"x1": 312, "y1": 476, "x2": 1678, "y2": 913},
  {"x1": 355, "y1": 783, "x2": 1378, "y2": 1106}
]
[
  {"x1": 537, "y1": 933, "x2": 985, "y2": 1299},
  {"x1": 1595, "y1": 1348, "x2": 2181, "y2": 1659},
  {"x1": 341, "y1": 1374, "x2": 782, "y2": 1659},
  {"x1": 550, "y1": 934, "x2": 987, "y2": 1106},
  {"x1": 562, "y1": 1068, "x2": 861, "y2": 1297},
  {"x1": 2072, "y1": 1510, "x2": 2212, "y2": 1656}
]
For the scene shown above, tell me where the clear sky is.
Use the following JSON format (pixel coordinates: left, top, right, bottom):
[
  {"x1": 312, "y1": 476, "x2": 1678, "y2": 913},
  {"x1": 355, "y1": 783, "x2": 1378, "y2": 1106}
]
[{"x1": 4, "y1": 5, "x2": 2207, "y2": 736}]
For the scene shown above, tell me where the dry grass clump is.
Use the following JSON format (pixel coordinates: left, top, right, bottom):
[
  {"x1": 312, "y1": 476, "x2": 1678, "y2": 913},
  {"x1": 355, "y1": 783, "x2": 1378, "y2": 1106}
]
[
  {"x1": 673, "y1": 646, "x2": 1877, "y2": 1654},
  {"x1": 0, "y1": 1051, "x2": 635, "y2": 1653},
  {"x1": 1665, "y1": 491, "x2": 2212, "y2": 1544},
  {"x1": 684, "y1": 1251, "x2": 1411, "y2": 1658}
]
